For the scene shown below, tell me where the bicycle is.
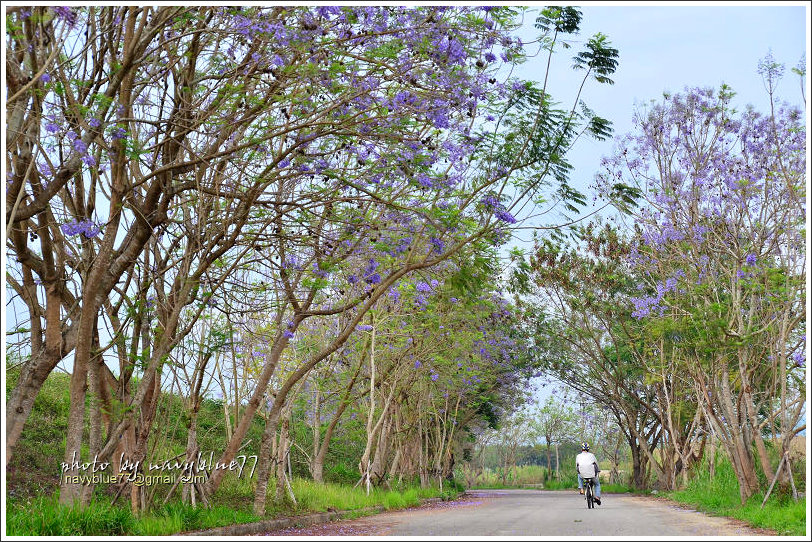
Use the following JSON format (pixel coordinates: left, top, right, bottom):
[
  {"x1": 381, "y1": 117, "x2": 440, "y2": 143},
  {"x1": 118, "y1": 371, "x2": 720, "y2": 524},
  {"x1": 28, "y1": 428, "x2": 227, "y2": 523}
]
[{"x1": 582, "y1": 477, "x2": 596, "y2": 509}]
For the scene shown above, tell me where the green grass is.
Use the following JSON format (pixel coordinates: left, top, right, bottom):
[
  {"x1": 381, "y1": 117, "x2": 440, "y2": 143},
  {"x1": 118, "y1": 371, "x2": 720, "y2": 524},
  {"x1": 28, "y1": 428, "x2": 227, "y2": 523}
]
[
  {"x1": 666, "y1": 456, "x2": 806, "y2": 536},
  {"x1": 275, "y1": 478, "x2": 453, "y2": 515},
  {"x1": 5, "y1": 478, "x2": 456, "y2": 536},
  {"x1": 5, "y1": 494, "x2": 263, "y2": 536},
  {"x1": 6, "y1": 496, "x2": 135, "y2": 536},
  {"x1": 541, "y1": 472, "x2": 578, "y2": 490},
  {"x1": 600, "y1": 482, "x2": 634, "y2": 494}
]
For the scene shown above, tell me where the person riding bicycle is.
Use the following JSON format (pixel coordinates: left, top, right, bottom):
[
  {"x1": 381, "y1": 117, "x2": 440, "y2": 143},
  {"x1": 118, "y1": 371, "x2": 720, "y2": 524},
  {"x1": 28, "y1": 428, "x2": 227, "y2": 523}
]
[{"x1": 576, "y1": 442, "x2": 601, "y2": 505}]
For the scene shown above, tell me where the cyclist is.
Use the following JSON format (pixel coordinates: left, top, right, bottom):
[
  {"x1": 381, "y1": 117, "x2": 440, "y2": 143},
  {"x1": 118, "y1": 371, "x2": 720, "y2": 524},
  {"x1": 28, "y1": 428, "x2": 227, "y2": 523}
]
[{"x1": 576, "y1": 442, "x2": 601, "y2": 505}]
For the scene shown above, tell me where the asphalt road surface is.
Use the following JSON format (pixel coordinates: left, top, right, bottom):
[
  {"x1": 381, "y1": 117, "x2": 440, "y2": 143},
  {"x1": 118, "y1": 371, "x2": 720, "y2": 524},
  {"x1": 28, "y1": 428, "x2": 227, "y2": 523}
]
[{"x1": 258, "y1": 489, "x2": 774, "y2": 537}]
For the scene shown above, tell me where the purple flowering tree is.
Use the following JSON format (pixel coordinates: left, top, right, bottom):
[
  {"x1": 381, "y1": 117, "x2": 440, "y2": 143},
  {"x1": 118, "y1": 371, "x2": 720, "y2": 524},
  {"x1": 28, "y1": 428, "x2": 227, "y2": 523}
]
[
  {"x1": 6, "y1": 5, "x2": 620, "y2": 512},
  {"x1": 597, "y1": 63, "x2": 805, "y2": 502},
  {"x1": 524, "y1": 221, "x2": 703, "y2": 491}
]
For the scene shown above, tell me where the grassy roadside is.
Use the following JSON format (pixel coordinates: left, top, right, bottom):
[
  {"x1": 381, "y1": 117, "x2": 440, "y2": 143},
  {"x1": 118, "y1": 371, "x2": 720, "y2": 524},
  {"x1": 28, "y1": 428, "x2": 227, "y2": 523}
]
[
  {"x1": 5, "y1": 479, "x2": 461, "y2": 536},
  {"x1": 664, "y1": 459, "x2": 805, "y2": 536}
]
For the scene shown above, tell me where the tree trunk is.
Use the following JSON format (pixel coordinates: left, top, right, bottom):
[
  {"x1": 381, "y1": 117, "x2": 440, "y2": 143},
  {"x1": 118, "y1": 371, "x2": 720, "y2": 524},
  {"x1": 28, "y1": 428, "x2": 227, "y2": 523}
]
[
  {"x1": 252, "y1": 402, "x2": 280, "y2": 515},
  {"x1": 59, "y1": 303, "x2": 98, "y2": 506},
  {"x1": 630, "y1": 438, "x2": 645, "y2": 490},
  {"x1": 369, "y1": 413, "x2": 391, "y2": 485},
  {"x1": 311, "y1": 388, "x2": 320, "y2": 479},
  {"x1": 545, "y1": 443, "x2": 552, "y2": 481},
  {"x1": 182, "y1": 401, "x2": 201, "y2": 506},
  {"x1": 81, "y1": 330, "x2": 104, "y2": 506},
  {"x1": 273, "y1": 418, "x2": 294, "y2": 504}
]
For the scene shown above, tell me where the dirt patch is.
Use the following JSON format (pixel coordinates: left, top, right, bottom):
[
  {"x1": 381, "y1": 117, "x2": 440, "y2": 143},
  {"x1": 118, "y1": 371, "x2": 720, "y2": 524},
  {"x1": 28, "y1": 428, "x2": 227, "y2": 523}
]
[{"x1": 624, "y1": 494, "x2": 778, "y2": 536}]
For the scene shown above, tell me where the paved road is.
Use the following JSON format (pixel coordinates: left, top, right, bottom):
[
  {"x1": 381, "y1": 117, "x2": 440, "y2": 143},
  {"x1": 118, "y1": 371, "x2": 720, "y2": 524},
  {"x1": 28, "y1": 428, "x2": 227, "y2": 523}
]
[{"x1": 258, "y1": 489, "x2": 774, "y2": 537}]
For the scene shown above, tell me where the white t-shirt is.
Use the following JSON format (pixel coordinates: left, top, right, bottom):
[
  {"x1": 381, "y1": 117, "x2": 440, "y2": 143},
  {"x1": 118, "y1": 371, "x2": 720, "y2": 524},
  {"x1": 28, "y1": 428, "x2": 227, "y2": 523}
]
[{"x1": 576, "y1": 451, "x2": 599, "y2": 479}]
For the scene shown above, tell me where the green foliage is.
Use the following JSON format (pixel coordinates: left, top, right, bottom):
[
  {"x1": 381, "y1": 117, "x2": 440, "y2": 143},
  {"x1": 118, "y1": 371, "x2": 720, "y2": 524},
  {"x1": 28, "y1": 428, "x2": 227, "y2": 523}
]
[
  {"x1": 535, "y1": 6, "x2": 582, "y2": 34},
  {"x1": 572, "y1": 33, "x2": 619, "y2": 84}
]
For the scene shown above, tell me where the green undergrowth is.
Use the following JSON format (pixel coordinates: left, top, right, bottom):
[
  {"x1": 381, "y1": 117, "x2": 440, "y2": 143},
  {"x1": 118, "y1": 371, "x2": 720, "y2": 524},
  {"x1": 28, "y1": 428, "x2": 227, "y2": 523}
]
[
  {"x1": 5, "y1": 496, "x2": 261, "y2": 536},
  {"x1": 666, "y1": 457, "x2": 806, "y2": 536},
  {"x1": 5, "y1": 478, "x2": 457, "y2": 536}
]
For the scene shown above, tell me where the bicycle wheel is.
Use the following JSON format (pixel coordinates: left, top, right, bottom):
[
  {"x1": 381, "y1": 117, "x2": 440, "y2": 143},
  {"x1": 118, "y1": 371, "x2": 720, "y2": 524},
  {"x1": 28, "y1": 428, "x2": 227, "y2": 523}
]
[{"x1": 586, "y1": 482, "x2": 594, "y2": 509}]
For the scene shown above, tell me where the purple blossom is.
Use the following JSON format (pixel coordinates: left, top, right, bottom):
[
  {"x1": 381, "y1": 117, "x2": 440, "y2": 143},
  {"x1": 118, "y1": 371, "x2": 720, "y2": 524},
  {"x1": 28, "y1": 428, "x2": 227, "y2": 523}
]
[
  {"x1": 283, "y1": 330, "x2": 295, "y2": 339},
  {"x1": 110, "y1": 127, "x2": 127, "y2": 140},
  {"x1": 60, "y1": 219, "x2": 101, "y2": 238},
  {"x1": 791, "y1": 350, "x2": 805, "y2": 367},
  {"x1": 53, "y1": 6, "x2": 77, "y2": 28},
  {"x1": 283, "y1": 256, "x2": 302, "y2": 270},
  {"x1": 312, "y1": 262, "x2": 329, "y2": 278},
  {"x1": 480, "y1": 195, "x2": 499, "y2": 210},
  {"x1": 414, "y1": 360, "x2": 422, "y2": 369},
  {"x1": 45, "y1": 122, "x2": 60, "y2": 133},
  {"x1": 417, "y1": 172, "x2": 436, "y2": 188},
  {"x1": 494, "y1": 208, "x2": 517, "y2": 224},
  {"x1": 40, "y1": 73, "x2": 52, "y2": 83},
  {"x1": 356, "y1": 324, "x2": 373, "y2": 331},
  {"x1": 745, "y1": 253, "x2": 757, "y2": 266},
  {"x1": 73, "y1": 139, "x2": 88, "y2": 154},
  {"x1": 363, "y1": 258, "x2": 381, "y2": 284}
]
